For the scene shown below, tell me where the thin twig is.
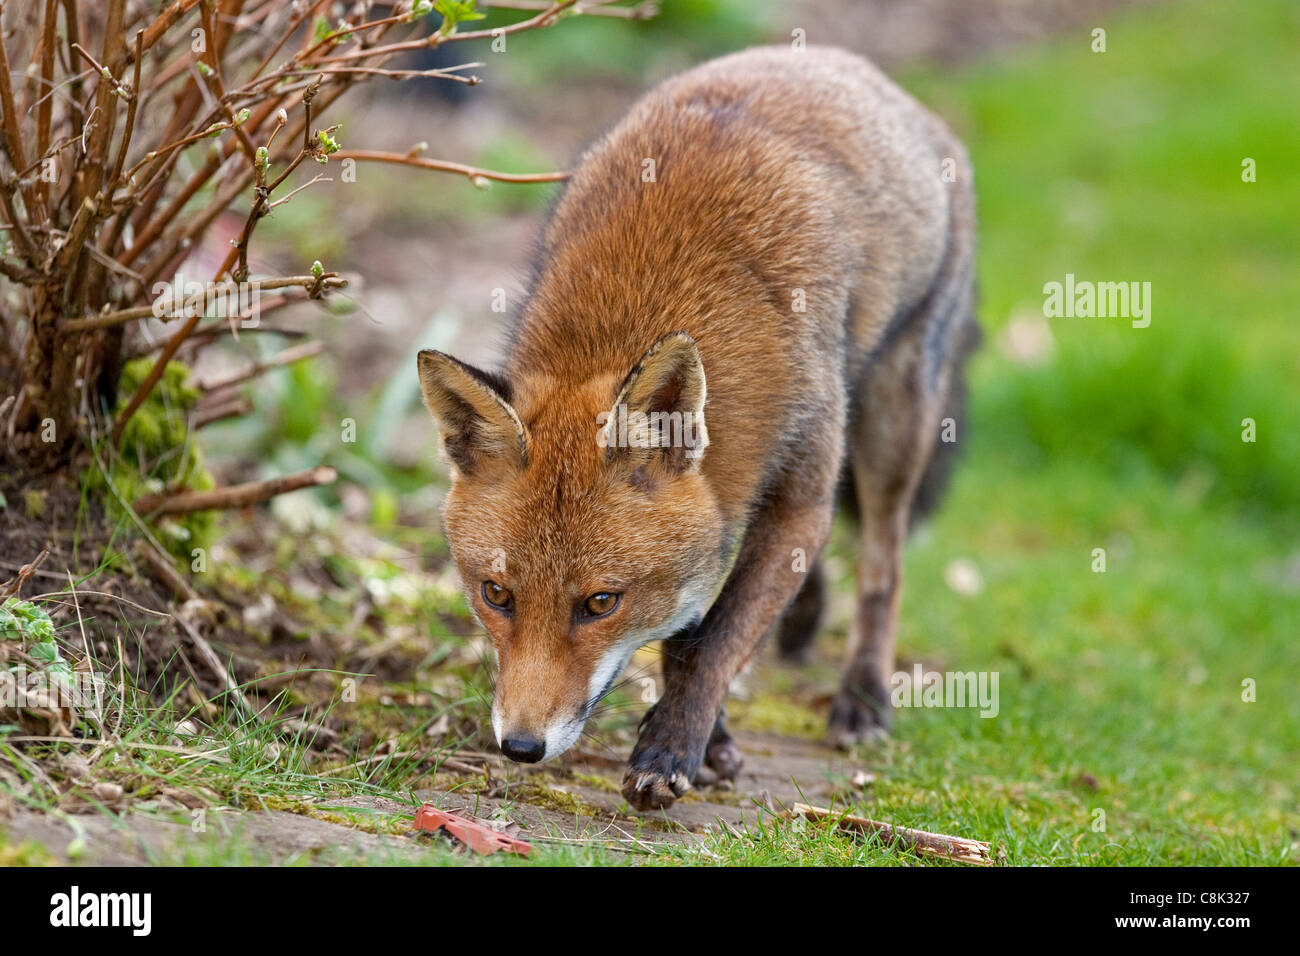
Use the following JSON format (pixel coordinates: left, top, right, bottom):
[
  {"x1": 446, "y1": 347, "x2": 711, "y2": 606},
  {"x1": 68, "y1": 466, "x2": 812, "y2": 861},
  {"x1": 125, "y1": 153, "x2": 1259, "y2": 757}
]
[
  {"x1": 29, "y1": 589, "x2": 173, "y2": 619},
  {"x1": 275, "y1": 63, "x2": 483, "y2": 85},
  {"x1": 0, "y1": 547, "x2": 51, "y2": 601},
  {"x1": 193, "y1": 395, "x2": 253, "y2": 428},
  {"x1": 316, "y1": 0, "x2": 579, "y2": 66},
  {"x1": 133, "y1": 465, "x2": 338, "y2": 515},
  {"x1": 195, "y1": 340, "x2": 324, "y2": 392},
  {"x1": 489, "y1": 0, "x2": 657, "y2": 17},
  {"x1": 172, "y1": 606, "x2": 255, "y2": 720},
  {"x1": 331, "y1": 148, "x2": 568, "y2": 184},
  {"x1": 786, "y1": 803, "x2": 994, "y2": 866},
  {"x1": 133, "y1": 538, "x2": 201, "y2": 602},
  {"x1": 61, "y1": 274, "x2": 347, "y2": 333}
]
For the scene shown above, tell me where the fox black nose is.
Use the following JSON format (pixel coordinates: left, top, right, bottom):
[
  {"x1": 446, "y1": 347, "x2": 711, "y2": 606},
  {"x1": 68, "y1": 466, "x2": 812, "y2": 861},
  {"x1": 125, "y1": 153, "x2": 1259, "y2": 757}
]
[{"x1": 500, "y1": 735, "x2": 545, "y2": 763}]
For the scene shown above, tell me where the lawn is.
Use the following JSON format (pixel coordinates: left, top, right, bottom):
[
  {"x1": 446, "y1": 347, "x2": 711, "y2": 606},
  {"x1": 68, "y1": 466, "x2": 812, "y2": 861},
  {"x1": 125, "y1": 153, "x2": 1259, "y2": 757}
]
[{"x1": 810, "y1": 0, "x2": 1300, "y2": 865}]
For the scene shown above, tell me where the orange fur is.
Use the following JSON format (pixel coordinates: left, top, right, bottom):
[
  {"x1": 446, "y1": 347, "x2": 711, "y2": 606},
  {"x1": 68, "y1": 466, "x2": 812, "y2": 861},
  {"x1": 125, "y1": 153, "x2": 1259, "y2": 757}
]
[{"x1": 417, "y1": 46, "x2": 978, "y2": 809}]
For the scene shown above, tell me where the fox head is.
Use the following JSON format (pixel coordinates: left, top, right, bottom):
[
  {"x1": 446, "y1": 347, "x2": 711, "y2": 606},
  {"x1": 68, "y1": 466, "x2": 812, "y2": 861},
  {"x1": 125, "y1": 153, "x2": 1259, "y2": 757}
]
[{"x1": 417, "y1": 332, "x2": 726, "y2": 764}]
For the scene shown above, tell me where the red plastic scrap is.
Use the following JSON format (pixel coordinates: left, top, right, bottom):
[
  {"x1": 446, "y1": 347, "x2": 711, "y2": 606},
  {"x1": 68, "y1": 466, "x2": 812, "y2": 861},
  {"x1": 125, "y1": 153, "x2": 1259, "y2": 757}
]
[{"x1": 413, "y1": 804, "x2": 532, "y2": 857}]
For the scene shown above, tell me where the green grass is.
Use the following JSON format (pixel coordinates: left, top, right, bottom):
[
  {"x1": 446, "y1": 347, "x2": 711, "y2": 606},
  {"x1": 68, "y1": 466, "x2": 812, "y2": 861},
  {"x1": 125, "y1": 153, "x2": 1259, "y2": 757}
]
[
  {"x1": 808, "y1": 456, "x2": 1295, "y2": 865},
  {"x1": 725, "y1": 0, "x2": 1300, "y2": 866},
  {"x1": 903, "y1": 0, "x2": 1300, "y2": 518}
]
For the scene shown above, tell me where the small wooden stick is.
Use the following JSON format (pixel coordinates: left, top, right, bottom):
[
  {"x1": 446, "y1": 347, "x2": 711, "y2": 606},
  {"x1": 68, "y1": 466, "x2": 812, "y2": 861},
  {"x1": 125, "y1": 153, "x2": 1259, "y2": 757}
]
[
  {"x1": 133, "y1": 539, "x2": 254, "y2": 719},
  {"x1": 195, "y1": 340, "x2": 324, "y2": 393},
  {"x1": 129, "y1": 323, "x2": 309, "y2": 361},
  {"x1": 62, "y1": 274, "x2": 348, "y2": 333},
  {"x1": 173, "y1": 604, "x2": 255, "y2": 720},
  {"x1": 486, "y1": 0, "x2": 657, "y2": 18},
  {"x1": 330, "y1": 149, "x2": 568, "y2": 184},
  {"x1": 193, "y1": 395, "x2": 254, "y2": 428},
  {"x1": 134, "y1": 538, "x2": 200, "y2": 602},
  {"x1": 787, "y1": 803, "x2": 994, "y2": 866},
  {"x1": 134, "y1": 466, "x2": 337, "y2": 515},
  {"x1": 0, "y1": 546, "x2": 51, "y2": 600}
]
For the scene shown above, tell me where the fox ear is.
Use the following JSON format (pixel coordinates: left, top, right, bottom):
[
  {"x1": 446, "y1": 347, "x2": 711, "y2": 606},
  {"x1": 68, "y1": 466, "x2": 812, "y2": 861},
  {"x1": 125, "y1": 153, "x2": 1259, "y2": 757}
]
[
  {"x1": 601, "y1": 332, "x2": 709, "y2": 474},
  {"x1": 417, "y1": 350, "x2": 527, "y2": 475}
]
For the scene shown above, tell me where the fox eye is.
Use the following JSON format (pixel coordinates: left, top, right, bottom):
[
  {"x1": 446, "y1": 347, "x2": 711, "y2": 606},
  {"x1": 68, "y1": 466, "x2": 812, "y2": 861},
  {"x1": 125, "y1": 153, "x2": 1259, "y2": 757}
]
[
  {"x1": 581, "y1": 592, "x2": 621, "y2": 618},
  {"x1": 482, "y1": 581, "x2": 513, "y2": 612}
]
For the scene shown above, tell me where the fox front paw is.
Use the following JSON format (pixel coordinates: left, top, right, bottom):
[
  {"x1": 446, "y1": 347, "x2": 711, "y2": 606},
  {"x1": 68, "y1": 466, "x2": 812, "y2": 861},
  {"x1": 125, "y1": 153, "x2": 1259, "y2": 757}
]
[
  {"x1": 622, "y1": 747, "x2": 695, "y2": 812},
  {"x1": 826, "y1": 687, "x2": 891, "y2": 750}
]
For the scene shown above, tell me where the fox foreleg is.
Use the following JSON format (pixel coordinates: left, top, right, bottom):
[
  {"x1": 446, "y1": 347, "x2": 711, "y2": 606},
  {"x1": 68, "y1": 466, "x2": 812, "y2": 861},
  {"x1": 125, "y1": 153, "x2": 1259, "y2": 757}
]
[{"x1": 622, "y1": 447, "x2": 840, "y2": 811}]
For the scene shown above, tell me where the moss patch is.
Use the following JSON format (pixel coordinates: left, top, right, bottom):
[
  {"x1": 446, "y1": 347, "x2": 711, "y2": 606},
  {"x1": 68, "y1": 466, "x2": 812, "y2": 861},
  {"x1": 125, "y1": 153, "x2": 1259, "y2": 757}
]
[
  {"x1": 0, "y1": 831, "x2": 58, "y2": 866},
  {"x1": 728, "y1": 693, "x2": 824, "y2": 739},
  {"x1": 92, "y1": 359, "x2": 216, "y2": 560},
  {"x1": 252, "y1": 794, "x2": 409, "y2": 836},
  {"x1": 508, "y1": 782, "x2": 603, "y2": 818}
]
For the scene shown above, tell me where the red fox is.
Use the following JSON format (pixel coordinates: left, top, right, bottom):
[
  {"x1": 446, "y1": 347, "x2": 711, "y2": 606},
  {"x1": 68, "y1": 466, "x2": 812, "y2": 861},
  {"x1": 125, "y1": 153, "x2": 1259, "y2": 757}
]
[{"x1": 418, "y1": 45, "x2": 978, "y2": 811}]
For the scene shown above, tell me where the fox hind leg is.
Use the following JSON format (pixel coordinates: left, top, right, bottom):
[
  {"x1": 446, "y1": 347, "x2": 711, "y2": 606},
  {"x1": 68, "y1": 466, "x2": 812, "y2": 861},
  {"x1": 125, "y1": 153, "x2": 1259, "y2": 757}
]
[
  {"x1": 774, "y1": 559, "x2": 826, "y2": 662},
  {"x1": 829, "y1": 213, "x2": 977, "y2": 749}
]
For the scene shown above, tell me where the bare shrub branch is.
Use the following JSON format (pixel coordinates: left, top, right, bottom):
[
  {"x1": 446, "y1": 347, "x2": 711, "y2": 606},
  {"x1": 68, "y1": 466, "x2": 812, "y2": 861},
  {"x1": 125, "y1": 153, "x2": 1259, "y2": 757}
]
[{"x1": 0, "y1": 0, "x2": 584, "y2": 477}]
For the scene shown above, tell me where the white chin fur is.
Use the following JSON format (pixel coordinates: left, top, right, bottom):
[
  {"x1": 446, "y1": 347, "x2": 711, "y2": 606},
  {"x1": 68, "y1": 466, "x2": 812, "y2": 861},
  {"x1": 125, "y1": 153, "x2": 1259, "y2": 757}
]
[
  {"x1": 498, "y1": 583, "x2": 716, "y2": 764},
  {"x1": 491, "y1": 705, "x2": 504, "y2": 749},
  {"x1": 541, "y1": 718, "x2": 583, "y2": 763},
  {"x1": 580, "y1": 582, "x2": 716, "y2": 722}
]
